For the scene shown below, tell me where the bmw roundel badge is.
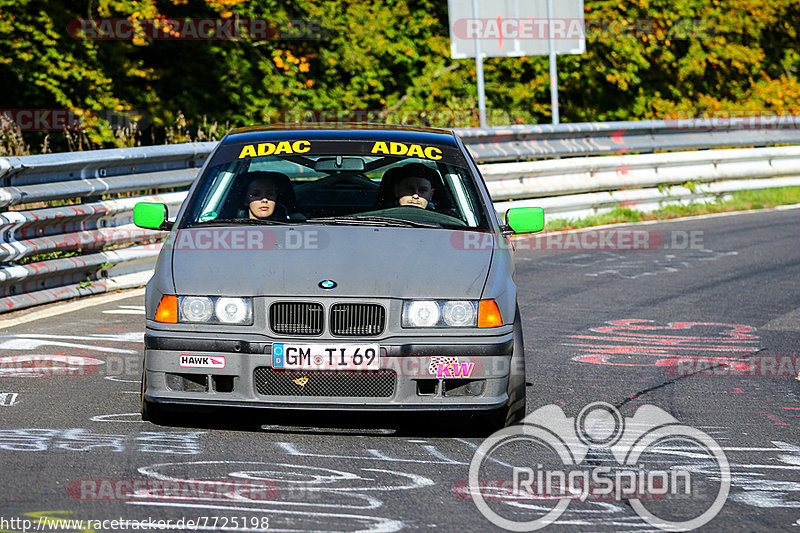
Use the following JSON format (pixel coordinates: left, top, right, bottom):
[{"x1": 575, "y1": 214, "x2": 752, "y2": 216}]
[{"x1": 319, "y1": 280, "x2": 337, "y2": 289}]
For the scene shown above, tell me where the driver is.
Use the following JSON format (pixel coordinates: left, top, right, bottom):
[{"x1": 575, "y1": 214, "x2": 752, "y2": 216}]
[
  {"x1": 240, "y1": 171, "x2": 294, "y2": 220},
  {"x1": 383, "y1": 163, "x2": 437, "y2": 209}
]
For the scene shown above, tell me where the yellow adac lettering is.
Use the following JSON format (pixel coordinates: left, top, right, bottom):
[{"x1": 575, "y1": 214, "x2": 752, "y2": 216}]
[
  {"x1": 424, "y1": 146, "x2": 442, "y2": 160},
  {"x1": 241, "y1": 141, "x2": 312, "y2": 158},
  {"x1": 292, "y1": 140, "x2": 311, "y2": 153},
  {"x1": 390, "y1": 142, "x2": 409, "y2": 155},
  {"x1": 238, "y1": 145, "x2": 257, "y2": 159},
  {"x1": 406, "y1": 144, "x2": 425, "y2": 158},
  {"x1": 257, "y1": 143, "x2": 276, "y2": 156},
  {"x1": 273, "y1": 141, "x2": 293, "y2": 155},
  {"x1": 371, "y1": 141, "x2": 389, "y2": 154}
]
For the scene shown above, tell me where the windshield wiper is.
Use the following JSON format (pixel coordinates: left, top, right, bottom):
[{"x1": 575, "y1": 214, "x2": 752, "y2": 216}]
[
  {"x1": 186, "y1": 218, "x2": 291, "y2": 227},
  {"x1": 304, "y1": 216, "x2": 440, "y2": 228}
]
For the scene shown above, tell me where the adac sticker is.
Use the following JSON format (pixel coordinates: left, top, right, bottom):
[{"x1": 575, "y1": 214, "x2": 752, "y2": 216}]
[
  {"x1": 179, "y1": 354, "x2": 226, "y2": 369},
  {"x1": 238, "y1": 140, "x2": 311, "y2": 158},
  {"x1": 370, "y1": 141, "x2": 442, "y2": 160}
]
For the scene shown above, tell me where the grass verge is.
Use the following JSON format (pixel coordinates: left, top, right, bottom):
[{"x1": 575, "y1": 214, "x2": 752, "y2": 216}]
[{"x1": 545, "y1": 186, "x2": 800, "y2": 231}]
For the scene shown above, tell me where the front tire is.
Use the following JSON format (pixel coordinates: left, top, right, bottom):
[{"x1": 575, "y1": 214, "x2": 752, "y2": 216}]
[
  {"x1": 140, "y1": 371, "x2": 172, "y2": 425},
  {"x1": 480, "y1": 306, "x2": 527, "y2": 430}
]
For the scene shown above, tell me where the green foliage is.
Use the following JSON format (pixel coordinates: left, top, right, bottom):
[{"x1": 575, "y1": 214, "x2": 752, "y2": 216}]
[
  {"x1": 1, "y1": 0, "x2": 798, "y2": 153},
  {"x1": 78, "y1": 261, "x2": 114, "y2": 288},
  {"x1": 14, "y1": 249, "x2": 78, "y2": 266},
  {"x1": 682, "y1": 180, "x2": 699, "y2": 193}
]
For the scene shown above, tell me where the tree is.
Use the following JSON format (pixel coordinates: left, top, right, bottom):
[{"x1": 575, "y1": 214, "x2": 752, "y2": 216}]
[{"x1": 1, "y1": 0, "x2": 797, "y2": 153}]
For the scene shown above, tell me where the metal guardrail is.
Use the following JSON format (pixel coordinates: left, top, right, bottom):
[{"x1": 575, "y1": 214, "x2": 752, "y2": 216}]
[
  {"x1": 486, "y1": 145, "x2": 800, "y2": 218},
  {"x1": 493, "y1": 175, "x2": 800, "y2": 222},
  {"x1": 457, "y1": 117, "x2": 800, "y2": 161},
  {"x1": 0, "y1": 142, "x2": 215, "y2": 207},
  {"x1": 1, "y1": 119, "x2": 798, "y2": 313}
]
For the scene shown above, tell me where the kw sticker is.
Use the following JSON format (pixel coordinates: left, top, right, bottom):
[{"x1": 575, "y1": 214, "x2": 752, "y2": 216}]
[
  {"x1": 370, "y1": 141, "x2": 442, "y2": 160},
  {"x1": 179, "y1": 355, "x2": 226, "y2": 369},
  {"x1": 428, "y1": 357, "x2": 474, "y2": 378},
  {"x1": 293, "y1": 377, "x2": 309, "y2": 389},
  {"x1": 437, "y1": 362, "x2": 474, "y2": 378},
  {"x1": 238, "y1": 140, "x2": 311, "y2": 158},
  {"x1": 429, "y1": 356, "x2": 458, "y2": 375}
]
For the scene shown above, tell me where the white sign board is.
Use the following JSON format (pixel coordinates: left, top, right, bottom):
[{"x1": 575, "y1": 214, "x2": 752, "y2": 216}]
[{"x1": 448, "y1": 0, "x2": 585, "y2": 59}]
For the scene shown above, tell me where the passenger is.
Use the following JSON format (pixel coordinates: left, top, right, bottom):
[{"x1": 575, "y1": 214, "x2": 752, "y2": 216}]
[
  {"x1": 379, "y1": 163, "x2": 437, "y2": 210},
  {"x1": 240, "y1": 171, "x2": 294, "y2": 220}
]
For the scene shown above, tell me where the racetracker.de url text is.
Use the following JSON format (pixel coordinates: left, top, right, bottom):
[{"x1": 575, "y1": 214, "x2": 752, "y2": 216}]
[{"x1": 0, "y1": 515, "x2": 270, "y2": 531}]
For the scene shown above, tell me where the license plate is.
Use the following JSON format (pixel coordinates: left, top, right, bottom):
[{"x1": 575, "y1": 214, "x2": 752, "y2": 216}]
[{"x1": 271, "y1": 343, "x2": 380, "y2": 371}]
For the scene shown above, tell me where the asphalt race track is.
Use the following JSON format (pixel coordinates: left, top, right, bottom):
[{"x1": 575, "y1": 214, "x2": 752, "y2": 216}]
[{"x1": 1, "y1": 207, "x2": 798, "y2": 532}]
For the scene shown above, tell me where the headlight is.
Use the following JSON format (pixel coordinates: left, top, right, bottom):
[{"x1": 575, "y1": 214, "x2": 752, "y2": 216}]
[
  {"x1": 404, "y1": 301, "x2": 440, "y2": 327},
  {"x1": 177, "y1": 296, "x2": 253, "y2": 325},
  {"x1": 442, "y1": 301, "x2": 475, "y2": 327},
  {"x1": 180, "y1": 296, "x2": 214, "y2": 322},
  {"x1": 215, "y1": 297, "x2": 250, "y2": 324},
  {"x1": 403, "y1": 300, "x2": 477, "y2": 328}
]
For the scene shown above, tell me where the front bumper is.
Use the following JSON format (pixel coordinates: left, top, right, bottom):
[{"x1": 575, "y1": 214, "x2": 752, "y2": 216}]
[{"x1": 142, "y1": 332, "x2": 516, "y2": 411}]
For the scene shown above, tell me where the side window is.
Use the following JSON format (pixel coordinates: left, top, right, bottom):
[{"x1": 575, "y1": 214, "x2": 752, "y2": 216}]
[
  {"x1": 181, "y1": 162, "x2": 241, "y2": 225},
  {"x1": 444, "y1": 171, "x2": 479, "y2": 227}
]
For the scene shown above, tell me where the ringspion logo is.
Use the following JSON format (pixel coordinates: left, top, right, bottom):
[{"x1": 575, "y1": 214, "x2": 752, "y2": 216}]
[{"x1": 467, "y1": 402, "x2": 730, "y2": 530}]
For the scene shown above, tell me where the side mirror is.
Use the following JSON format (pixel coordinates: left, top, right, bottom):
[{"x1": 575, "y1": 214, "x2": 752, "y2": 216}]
[
  {"x1": 134, "y1": 202, "x2": 173, "y2": 230},
  {"x1": 505, "y1": 207, "x2": 544, "y2": 234}
]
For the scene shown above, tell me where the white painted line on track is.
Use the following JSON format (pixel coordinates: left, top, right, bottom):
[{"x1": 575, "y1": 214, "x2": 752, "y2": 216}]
[
  {"x1": 0, "y1": 288, "x2": 146, "y2": 328},
  {"x1": 516, "y1": 203, "x2": 800, "y2": 239}
]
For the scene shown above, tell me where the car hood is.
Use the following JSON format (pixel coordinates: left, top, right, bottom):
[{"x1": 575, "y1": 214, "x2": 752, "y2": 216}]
[{"x1": 170, "y1": 225, "x2": 493, "y2": 298}]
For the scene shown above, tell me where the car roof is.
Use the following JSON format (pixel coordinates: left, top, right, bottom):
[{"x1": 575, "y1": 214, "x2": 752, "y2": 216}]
[{"x1": 222, "y1": 123, "x2": 459, "y2": 147}]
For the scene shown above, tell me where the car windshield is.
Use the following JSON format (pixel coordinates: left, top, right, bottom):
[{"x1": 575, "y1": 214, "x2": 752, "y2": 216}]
[{"x1": 180, "y1": 137, "x2": 489, "y2": 230}]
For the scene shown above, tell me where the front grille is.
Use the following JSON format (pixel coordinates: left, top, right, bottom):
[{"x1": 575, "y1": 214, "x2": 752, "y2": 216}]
[
  {"x1": 270, "y1": 302, "x2": 323, "y2": 335},
  {"x1": 330, "y1": 303, "x2": 385, "y2": 336},
  {"x1": 254, "y1": 367, "x2": 396, "y2": 397}
]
